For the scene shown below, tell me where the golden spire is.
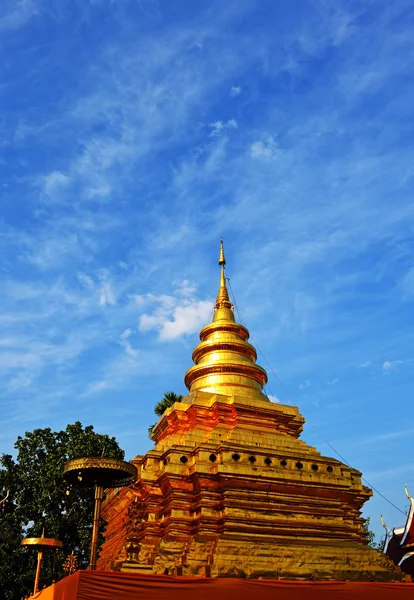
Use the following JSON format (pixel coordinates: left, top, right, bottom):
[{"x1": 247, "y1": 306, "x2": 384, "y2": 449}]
[
  {"x1": 214, "y1": 238, "x2": 234, "y2": 320},
  {"x1": 218, "y1": 237, "x2": 225, "y2": 266},
  {"x1": 184, "y1": 240, "x2": 269, "y2": 403}
]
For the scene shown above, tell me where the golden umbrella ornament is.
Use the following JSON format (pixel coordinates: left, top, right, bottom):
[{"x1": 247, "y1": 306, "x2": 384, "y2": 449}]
[
  {"x1": 20, "y1": 530, "x2": 62, "y2": 595},
  {"x1": 63, "y1": 457, "x2": 137, "y2": 570}
]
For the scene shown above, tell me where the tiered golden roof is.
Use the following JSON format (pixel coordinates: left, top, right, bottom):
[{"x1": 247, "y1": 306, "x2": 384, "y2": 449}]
[{"x1": 184, "y1": 239, "x2": 268, "y2": 402}]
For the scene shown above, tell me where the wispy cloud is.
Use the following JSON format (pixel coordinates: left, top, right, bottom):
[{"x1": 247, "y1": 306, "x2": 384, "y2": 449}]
[
  {"x1": 209, "y1": 119, "x2": 238, "y2": 138},
  {"x1": 0, "y1": 0, "x2": 39, "y2": 32},
  {"x1": 400, "y1": 267, "x2": 414, "y2": 300},
  {"x1": 250, "y1": 135, "x2": 280, "y2": 159},
  {"x1": 357, "y1": 361, "x2": 372, "y2": 369},
  {"x1": 382, "y1": 360, "x2": 405, "y2": 373}
]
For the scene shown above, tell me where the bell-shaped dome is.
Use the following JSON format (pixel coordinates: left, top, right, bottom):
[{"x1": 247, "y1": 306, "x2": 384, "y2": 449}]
[{"x1": 184, "y1": 240, "x2": 269, "y2": 402}]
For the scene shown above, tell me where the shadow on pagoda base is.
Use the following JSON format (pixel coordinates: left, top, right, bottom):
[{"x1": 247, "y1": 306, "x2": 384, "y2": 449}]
[{"x1": 117, "y1": 537, "x2": 402, "y2": 582}]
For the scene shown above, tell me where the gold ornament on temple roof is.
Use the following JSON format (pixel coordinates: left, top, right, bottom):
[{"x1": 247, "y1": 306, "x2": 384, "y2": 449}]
[{"x1": 184, "y1": 239, "x2": 269, "y2": 402}]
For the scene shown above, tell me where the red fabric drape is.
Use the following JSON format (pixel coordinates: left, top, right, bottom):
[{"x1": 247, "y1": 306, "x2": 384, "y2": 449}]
[
  {"x1": 33, "y1": 571, "x2": 413, "y2": 600},
  {"x1": 31, "y1": 571, "x2": 80, "y2": 600}
]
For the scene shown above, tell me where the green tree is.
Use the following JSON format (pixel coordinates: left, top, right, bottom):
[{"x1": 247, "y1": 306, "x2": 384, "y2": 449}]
[
  {"x1": 363, "y1": 517, "x2": 379, "y2": 549},
  {"x1": 0, "y1": 422, "x2": 124, "y2": 600},
  {"x1": 148, "y1": 392, "x2": 184, "y2": 438}
]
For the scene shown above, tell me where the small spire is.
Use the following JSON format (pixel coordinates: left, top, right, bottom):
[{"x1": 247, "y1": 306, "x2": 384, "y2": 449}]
[
  {"x1": 215, "y1": 239, "x2": 232, "y2": 312},
  {"x1": 218, "y1": 238, "x2": 226, "y2": 266}
]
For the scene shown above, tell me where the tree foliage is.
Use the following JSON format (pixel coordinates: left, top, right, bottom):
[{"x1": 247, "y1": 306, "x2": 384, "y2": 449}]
[
  {"x1": 154, "y1": 392, "x2": 184, "y2": 416},
  {"x1": 148, "y1": 392, "x2": 184, "y2": 438},
  {"x1": 0, "y1": 422, "x2": 124, "y2": 600},
  {"x1": 363, "y1": 517, "x2": 379, "y2": 549}
]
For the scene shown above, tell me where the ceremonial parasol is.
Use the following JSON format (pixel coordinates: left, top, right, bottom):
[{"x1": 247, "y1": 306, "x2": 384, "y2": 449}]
[
  {"x1": 21, "y1": 530, "x2": 62, "y2": 595},
  {"x1": 63, "y1": 456, "x2": 137, "y2": 570}
]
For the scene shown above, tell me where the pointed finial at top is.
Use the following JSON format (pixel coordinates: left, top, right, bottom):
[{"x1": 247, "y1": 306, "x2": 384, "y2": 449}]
[
  {"x1": 218, "y1": 237, "x2": 226, "y2": 266},
  {"x1": 214, "y1": 239, "x2": 233, "y2": 317},
  {"x1": 41, "y1": 528, "x2": 45, "y2": 538},
  {"x1": 405, "y1": 484, "x2": 411, "y2": 499}
]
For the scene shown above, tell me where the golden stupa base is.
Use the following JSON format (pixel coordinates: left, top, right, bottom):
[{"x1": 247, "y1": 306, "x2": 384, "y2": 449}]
[
  {"x1": 119, "y1": 538, "x2": 399, "y2": 581},
  {"x1": 98, "y1": 391, "x2": 400, "y2": 582}
]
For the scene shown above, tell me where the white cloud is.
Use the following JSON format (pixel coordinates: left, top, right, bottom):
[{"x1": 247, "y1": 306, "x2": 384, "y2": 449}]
[
  {"x1": 97, "y1": 270, "x2": 117, "y2": 307},
  {"x1": 82, "y1": 380, "x2": 112, "y2": 396},
  {"x1": 382, "y1": 360, "x2": 404, "y2": 373},
  {"x1": 43, "y1": 170, "x2": 70, "y2": 196},
  {"x1": 99, "y1": 282, "x2": 116, "y2": 307},
  {"x1": 77, "y1": 272, "x2": 94, "y2": 288},
  {"x1": 327, "y1": 377, "x2": 339, "y2": 386},
  {"x1": 138, "y1": 282, "x2": 213, "y2": 341},
  {"x1": 267, "y1": 394, "x2": 280, "y2": 403},
  {"x1": 120, "y1": 328, "x2": 132, "y2": 339},
  {"x1": 26, "y1": 233, "x2": 85, "y2": 271},
  {"x1": 209, "y1": 119, "x2": 238, "y2": 138},
  {"x1": 6, "y1": 372, "x2": 34, "y2": 392},
  {"x1": 120, "y1": 339, "x2": 139, "y2": 357},
  {"x1": 249, "y1": 135, "x2": 279, "y2": 159},
  {"x1": 230, "y1": 86, "x2": 241, "y2": 97},
  {"x1": 0, "y1": 0, "x2": 39, "y2": 32},
  {"x1": 176, "y1": 280, "x2": 197, "y2": 297},
  {"x1": 86, "y1": 183, "x2": 112, "y2": 198},
  {"x1": 159, "y1": 300, "x2": 212, "y2": 340},
  {"x1": 299, "y1": 380, "x2": 311, "y2": 390},
  {"x1": 357, "y1": 361, "x2": 372, "y2": 369}
]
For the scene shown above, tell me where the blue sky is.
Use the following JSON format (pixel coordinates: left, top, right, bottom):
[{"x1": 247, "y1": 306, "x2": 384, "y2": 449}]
[{"x1": 1, "y1": 0, "x2": 414, "y2": 541}]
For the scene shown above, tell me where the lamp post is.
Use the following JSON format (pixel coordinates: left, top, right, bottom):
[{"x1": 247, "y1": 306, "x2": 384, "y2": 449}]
[
  {"x1": 20, "y1": 531, "x2": 62, "y2": 595},
  {"x1": 63, "y1": 457, "x2": 137, "y2": 570}
]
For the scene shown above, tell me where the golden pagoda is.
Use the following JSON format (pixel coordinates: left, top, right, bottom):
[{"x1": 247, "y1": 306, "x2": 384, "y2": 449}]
[{"x1": 98, "y1": 242, "x2": 398, "y2": 580}]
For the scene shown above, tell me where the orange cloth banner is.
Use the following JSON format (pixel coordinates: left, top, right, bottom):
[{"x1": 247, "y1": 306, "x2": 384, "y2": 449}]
[{"x1": 34, "y1": 571, "x2": 413, "y2": 600}]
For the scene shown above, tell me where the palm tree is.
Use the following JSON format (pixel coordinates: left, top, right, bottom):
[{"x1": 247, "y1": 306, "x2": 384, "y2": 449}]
[
  {"x1": 148, "y1": 392, "x2": 184, "y2": 438},
  {"x1": 154, "y1": 391, "x2": 184, "y2": 416}
]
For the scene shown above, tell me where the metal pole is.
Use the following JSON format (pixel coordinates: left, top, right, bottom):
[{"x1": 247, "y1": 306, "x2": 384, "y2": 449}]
[
  {"x1": 88, "y1": 485, "x2": 104, "y2": 570},
  {"x1": 34, "y1": 549, "x2": 43, "y2": 595}
]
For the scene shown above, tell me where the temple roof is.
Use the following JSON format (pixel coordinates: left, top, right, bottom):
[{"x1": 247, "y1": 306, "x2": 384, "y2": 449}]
[
  {"x1": 382, "y1": 485, "x2": 414, "y2": 575},
  {"x1": 184, "y1": 240, "x2": 269, "y2": 403}
]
